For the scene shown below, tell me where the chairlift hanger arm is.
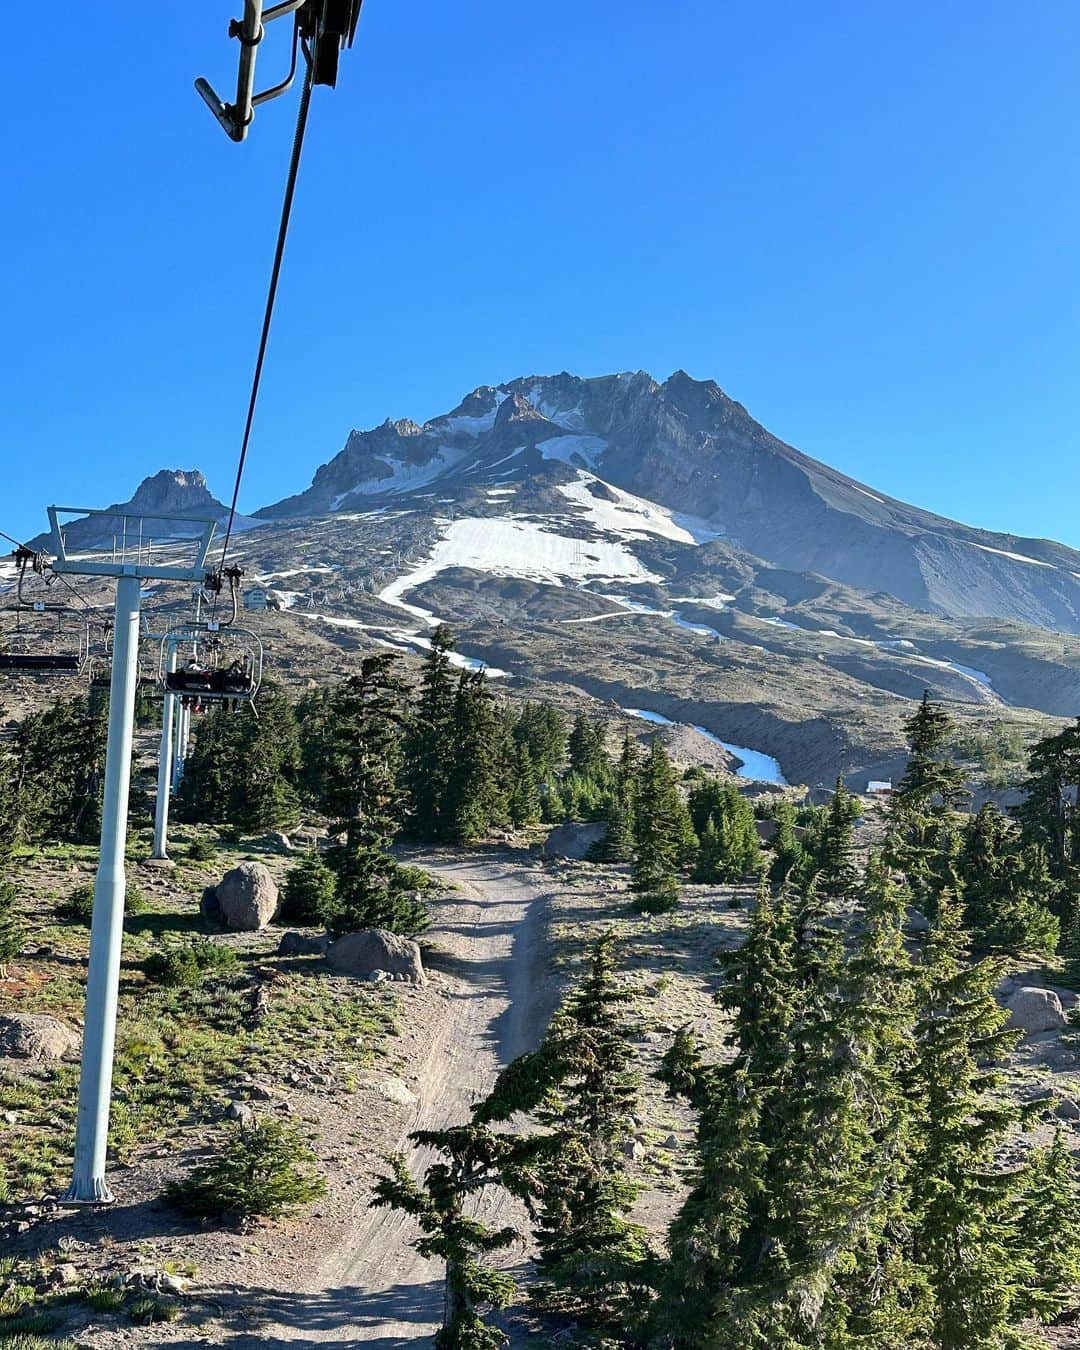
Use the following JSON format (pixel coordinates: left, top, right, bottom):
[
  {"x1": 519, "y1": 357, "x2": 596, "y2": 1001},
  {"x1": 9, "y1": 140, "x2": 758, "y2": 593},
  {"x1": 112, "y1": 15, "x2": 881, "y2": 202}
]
[{"x1": 196, "y1": 0, "x2": 364, "y2": 141}]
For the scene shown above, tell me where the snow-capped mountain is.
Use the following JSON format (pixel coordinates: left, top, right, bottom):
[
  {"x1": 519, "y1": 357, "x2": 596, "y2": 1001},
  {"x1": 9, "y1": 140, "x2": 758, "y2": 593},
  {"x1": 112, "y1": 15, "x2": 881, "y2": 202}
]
[{"x1": 258, "y1": 371, "x2": 1080, "y2": 635}]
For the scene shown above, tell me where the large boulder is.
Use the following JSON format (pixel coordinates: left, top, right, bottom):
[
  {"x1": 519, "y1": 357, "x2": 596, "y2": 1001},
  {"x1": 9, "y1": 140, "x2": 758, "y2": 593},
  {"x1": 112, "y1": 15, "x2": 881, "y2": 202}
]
[
  {"x1": 1006, "y1": 986, "x2": 1069, "y2": 1035},
  {"x1": 326, "y1": 929, "x2": 426, "y2": 985},
  {"x1": 542, "y1": 821, "x2": 607, "y2": 860},
  {"x1": 278, "y1": 930, "x2": 327, "y2": 958},
  {"x1": 0, "y1": 1014, "x2": 80, "y2": 1061},
  {"x1": 212, "y1": 862, "x2": 279, "y2": 931}
]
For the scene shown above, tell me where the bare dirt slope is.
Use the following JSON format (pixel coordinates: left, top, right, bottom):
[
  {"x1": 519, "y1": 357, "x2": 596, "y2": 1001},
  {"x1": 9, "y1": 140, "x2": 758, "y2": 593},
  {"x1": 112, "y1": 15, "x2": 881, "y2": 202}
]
[{"x1": 251, "y1": 849, "x2": 554, "y2": 1347}]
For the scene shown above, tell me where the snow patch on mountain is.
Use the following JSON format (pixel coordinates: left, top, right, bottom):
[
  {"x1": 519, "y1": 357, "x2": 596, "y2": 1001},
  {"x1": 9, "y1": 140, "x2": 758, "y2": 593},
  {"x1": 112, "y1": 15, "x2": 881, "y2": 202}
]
[
  {"x1": 330, "y1": 447, "x2": 468, "y2": 506},
  {"x1": 558, "y1": 473, "x2": 703, "y2": 545},
  {"x1": 968, "y1": 541, "x2": 1054, "y2": 568}
]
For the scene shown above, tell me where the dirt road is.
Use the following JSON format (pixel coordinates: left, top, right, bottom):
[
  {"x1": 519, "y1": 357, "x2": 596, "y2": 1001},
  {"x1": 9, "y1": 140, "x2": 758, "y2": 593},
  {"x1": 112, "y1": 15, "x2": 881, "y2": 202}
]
[{"x1": 267, "y1": 849, "x2": 552, "y2": 1346}]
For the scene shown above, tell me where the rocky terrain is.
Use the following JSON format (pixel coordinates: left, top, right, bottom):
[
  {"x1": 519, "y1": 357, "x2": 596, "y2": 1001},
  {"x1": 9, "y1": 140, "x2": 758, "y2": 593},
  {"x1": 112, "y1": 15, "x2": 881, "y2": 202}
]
[{"x1": 7, "y1": 367, "x2": 1080, "y2": 791}]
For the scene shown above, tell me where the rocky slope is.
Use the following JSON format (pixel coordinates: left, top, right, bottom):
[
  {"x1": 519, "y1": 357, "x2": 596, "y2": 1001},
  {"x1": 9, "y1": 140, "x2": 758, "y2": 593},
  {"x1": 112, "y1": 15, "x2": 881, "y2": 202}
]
[{"x1": 259, "y1": 370, "x2": 1080, "y2": 634}]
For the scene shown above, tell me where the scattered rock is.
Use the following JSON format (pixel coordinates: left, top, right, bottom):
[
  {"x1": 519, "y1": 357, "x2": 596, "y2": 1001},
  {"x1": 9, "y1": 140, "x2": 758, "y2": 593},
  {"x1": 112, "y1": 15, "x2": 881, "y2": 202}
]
[
  {"x1": 622, "y1": 1139, "x2": 646, "y2": 1162},
  {"x1": 1056, "y1": 1098, "x2": 1080, "y2": 1121},
  {"x1": 542, "y1": 821, "x2": 607, "y2": 860},
  {"x1": 0, "y1": 1014, "x2": 80, "y2": 1061},
  {"x1": 160, "y1": 1273, "x2": 192, "y2": 1296},
  {"x1": 1006, "y1": 987, "x2": 1069, "y2": 1035},
  {"x1": 259, "y1": 831, "x2": 292, "y2": 853},
  {"x1": 903, "y1": 907, "x2": 931, "y2": 934},
  {"x1": 370, "y1": 1077, "x2": 418, "y2": 1108},
  {"x1": 226, "y1": 1100, "x2": 257, "y2": 1126},
  {"x1": 277, "y1": 930, "x2": 327, "y2": 958},
  {"x1": 213, "y1": 862, "x2": 280, "y2": 931},
  {"x1": 994, "y1": 976, "x2": 1017, "y2": 1002},
  {"x1": 53, "y1": 1263, "x2": 79, "y2": 1287},
  {"x1": 326, "y1": 929, "x2": 426, "y2": 985}
]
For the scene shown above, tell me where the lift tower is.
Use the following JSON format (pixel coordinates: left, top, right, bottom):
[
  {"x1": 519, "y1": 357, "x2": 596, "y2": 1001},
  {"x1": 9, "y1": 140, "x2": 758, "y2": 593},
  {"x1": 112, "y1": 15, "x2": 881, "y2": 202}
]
[{"x1": 46, "y1": 507, "x2": 218, "y2": 1204}]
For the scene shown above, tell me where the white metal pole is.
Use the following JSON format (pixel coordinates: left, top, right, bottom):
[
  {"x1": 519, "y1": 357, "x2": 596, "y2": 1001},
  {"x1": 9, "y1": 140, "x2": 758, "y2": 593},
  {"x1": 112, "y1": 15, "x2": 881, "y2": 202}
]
[
  {"x1": 64, "y1": 573, "x2": 142, "y2": 1204},
  {"x1": 151, "y1": 645, "x2": 177, "y2": 860}
]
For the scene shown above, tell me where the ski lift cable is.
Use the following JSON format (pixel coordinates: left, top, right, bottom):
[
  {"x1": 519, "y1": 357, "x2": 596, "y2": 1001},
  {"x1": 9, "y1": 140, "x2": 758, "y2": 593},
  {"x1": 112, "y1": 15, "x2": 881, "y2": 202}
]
[
  {"x1": 0, "y1": 524, "x2": 95, "y2": 613},
  {"x1": 213, "y1": 53, "x2": 316, "y2": 609}
]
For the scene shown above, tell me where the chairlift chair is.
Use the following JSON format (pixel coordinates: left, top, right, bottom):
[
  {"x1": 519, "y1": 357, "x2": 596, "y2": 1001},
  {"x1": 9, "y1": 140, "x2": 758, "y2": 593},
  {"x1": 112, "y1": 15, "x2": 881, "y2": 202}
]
[
  {"x1": 161, "y1": 622, "x2": 263, "y2": 707},
  {"x1": 0, "y1": 548, "x2": 90, "y2": 675}
]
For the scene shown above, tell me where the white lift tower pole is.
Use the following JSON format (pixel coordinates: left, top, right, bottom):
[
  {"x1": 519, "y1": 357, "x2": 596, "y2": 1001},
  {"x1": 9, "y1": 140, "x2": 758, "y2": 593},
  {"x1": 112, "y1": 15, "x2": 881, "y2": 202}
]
[
  {"x1": 45, "y1": 507, "x2": 218, "y2": 1205},
  {"x1": 151, "y1": 645, "x2": 178, "y2": 860}
]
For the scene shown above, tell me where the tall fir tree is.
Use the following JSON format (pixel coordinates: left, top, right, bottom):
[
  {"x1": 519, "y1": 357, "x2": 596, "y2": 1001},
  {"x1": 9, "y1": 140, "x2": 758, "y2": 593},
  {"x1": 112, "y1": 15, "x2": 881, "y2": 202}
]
[
  {"x1": 815, "y1": 778, "x2": 859, "y2": 899},
  {"x1": 506, "y1": 740, "x2": 542, "y2": 828},
  {"x1": 478, "y1": 935, "x2": 653, "y2": 1335},
  {"x1": 373, "y1": 1126, "x2": 521, "y2": 1349},
  {"x1": 907, "y1": 889, "x2": 1031, "y2": 1347},
  {"x1": 768, "y1": 798, "x2": 805, "y2": 888},
  {"x1": 589, "y1": 733, "x2": 640, "y2": 863},
  {"x1": 404, "y1": 624, "x2": 458, "y2": 840},
  {"x1": 956, "y1": 802, "x2": 1059, "y2": 956},
  {"x1": 318, "y1": 655, "x2": 428, "y2": 936},
  {"x1": 444, "y1": 670, "x2": 504, "y2": 844},
  {"x1": 631, "y1": 740, "x2": 691, "y2": 911}
]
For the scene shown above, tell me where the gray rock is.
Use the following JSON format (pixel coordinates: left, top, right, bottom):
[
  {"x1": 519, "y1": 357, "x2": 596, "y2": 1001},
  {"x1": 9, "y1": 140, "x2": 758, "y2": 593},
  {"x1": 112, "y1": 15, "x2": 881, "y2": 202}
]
[
  {"x1": 214, "y1": 862, "x2": 279, "y2": 931},
  {"x1": 994, "y1": 976, "x2": 1018, "y2": 1002},
  {"x1": 903, "y1": 907, "x2": 931, "y2": 934},
  {"x1": 0, "y1": 1014, "x2": 80, "y2": 1062},
  {"x1": 542, "y1": 821, "x2": 608, "y2": 860},
  {"x1": 1007, "y1": 986, "x2": 1069, "y2": 1035},
  {"x1": 1056, "y1": 1098, "x2": 1080, "y2": 1121},
  {"x1": 277, "y1": 930, "x2": 327, "y2": 957},
  {"x1": 226, "y1": 1100, "x2": 256, "y2": 1126},
  {"x1": 371, "y1": 1076, "x2": 418, "y2": 1107},
  {"x1": 266, "y1": 831, "x2": 292, "y2": 852},
  {"x1": 326, "y1": 929, "x2": 426, "y2": 985}
]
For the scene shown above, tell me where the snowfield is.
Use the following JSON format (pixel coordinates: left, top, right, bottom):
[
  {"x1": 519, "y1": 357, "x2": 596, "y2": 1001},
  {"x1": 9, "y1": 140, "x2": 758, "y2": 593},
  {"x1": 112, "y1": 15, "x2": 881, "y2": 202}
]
[
  {"x1": 379, "y1": 516, "x2": 661, "y2": 617},
  {"x1": 624, "y1": 708, "x2": 787, "y2": 784}
]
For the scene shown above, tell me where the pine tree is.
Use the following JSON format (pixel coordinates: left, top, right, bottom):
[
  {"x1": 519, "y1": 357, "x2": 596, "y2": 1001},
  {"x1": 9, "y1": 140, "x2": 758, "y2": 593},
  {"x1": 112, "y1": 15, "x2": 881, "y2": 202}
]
[
  {"x1": 444, "y1": 670, "x2": 504, "y2": 844},
  {"x1": 512, "y1": 701, "x2": 568, "y2": 783},
  {"x1": 631, "y1": 740, "x2": 688, "y2": 911},
  {"x1": 178, "y1": 681, "x2": 301, "y2": 832},
  {"x1": 568, "y1": 714, "x2": 607, "y2": 779},
  {"x1": 373, "y1": 1126, "x2": 520, "y2": 1349},
  {"x1": 478, "y1": 935, "x2": 653, "y2": 1334},
  {"x1": 0, "y1": 878, "x2": 22, "y2": 977},
  {"x1": 1009, "y1": 1130, "x2": 1080, "y2": 1327},
  {"x1": 768, "y1": 799, "x2": 805, "y2": 887},
  {"x1": 404, "y1": 625, "x2": 458, "y2": 839},
  {"x1": 316, "y1": 656, "x2": 428, "y2": 937},
  {"x1": 907, "y1": 889, "x2": 1029, "y2": 1347},
  {"x1": 506, "y1": 740, "x2": 542, "y2": 828},
  {"x1": 815, "y1": 778, "x2": 859, "y2": 899},
  {"x1": 279, "y1": 849, "x2": 338, "y2": 926},
  {"x1": 894, "y1": 692, "x2": 968, "y2": 812},
  {"x1": 956, "y1": 802, "x2": 1059, "y2": 956},
  {"x1": 589, "y1": 733, "x2": 640, "y2": 863},
  {"x1": 689, "y1": 779, "x2": 761, "y2": 883}
]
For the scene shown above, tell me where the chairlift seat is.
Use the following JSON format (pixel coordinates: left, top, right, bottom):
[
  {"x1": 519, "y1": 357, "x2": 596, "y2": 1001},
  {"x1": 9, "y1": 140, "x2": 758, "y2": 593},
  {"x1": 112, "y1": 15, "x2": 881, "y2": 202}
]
[{"x1": 0, "y1": 653, "x2": 82, "y2": 673}]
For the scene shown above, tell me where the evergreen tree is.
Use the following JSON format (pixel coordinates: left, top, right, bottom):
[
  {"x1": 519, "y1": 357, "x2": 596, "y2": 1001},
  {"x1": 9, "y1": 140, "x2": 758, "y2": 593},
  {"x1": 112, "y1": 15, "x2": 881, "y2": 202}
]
[
  {"x1": 568, "y1": 714, "x2": 607, "y2": 779},
  {"x1": 506, "y1": 740, "x2": 542, "y2": 828},
  {"x1": 512, "y1": 701, "x2": 567, "y2": 784},
  {"x1": 0, "y1": 878, "x2": 22, "y2": 977},
  {"x1": 631, "y1": 741, "x2": 688, "y2": 911},
  {"x1": 7, "y1": 695, "x2": 106, "y2": 842},
  {"x1": 444, "y1": 670, "x2": 504, "y2": 844},
  {"x1": 691, "y1": 780, "x2": 762, "y2": 883},
  {"x1": 907, "y1": 889, "x2": 1029, "y2": 1347},
  {"x1": 768, "y1": 799, "x2": 805, "y2": 887},
  {"x1": 317, "y1": 656, "x2": 428, "y2": 936},
  {"x1": 373, "y1": 1126, "x2": 520, "y2": 1349},
  {"x1": 279, "y1": 849, "x2": 338, "y2": 925},
  {"x1": 589, "y1": 733, "x2": 640, "y2": 863},
  {"x1": 956, "y1": 802, "x2": 1059, "y2": 956},
  {"x1": 1018, "y1": 716, "x2": 1080, "y2": 886},
  {"x1": 478, "y1": 935, "x2": 653, "y2": 1334},
  {"x1": 177, "y1": 682, "x2": 300, "y2": 832},
  {"x1": 815, "y1": 778, "x2": 859, "y2": 899},
  {"x1": 1009, "y1": 1130, "x2": 1080, "y2": 1327},
  {"x1": 887, "y1": 693, "x2": 966, "y2": 906},
  {"x1": 404, "y1": 624, "x2": 458, "y2": 839}
]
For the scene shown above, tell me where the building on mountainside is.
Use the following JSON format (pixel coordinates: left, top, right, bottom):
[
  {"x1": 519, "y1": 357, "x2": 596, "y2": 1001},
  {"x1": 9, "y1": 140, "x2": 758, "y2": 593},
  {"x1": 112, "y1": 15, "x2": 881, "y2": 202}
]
[
  {"x1": 244, "y1": 587, "x2": 269, "y2": 612},
  {"x1": 867, "y1": 779, "x2": 894, "y2": 798}
]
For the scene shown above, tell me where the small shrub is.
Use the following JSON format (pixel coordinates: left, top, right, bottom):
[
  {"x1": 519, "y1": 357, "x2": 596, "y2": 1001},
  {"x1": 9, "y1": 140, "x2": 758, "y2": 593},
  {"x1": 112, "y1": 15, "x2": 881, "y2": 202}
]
[
  {"x1": 55, "y1": 884, "x2": 94, "y2": 924},
  {"x1": 124, "y1": 883, "x2": 149, "y2": 916},
  {"x1": 83, "y1": 1282, "x2": 126, "y2": 1313},
  {"x1": 165, "y1": 1118, "x2": 326, "y2": 1221},
  {"x1": 126, "y1": 1295, "x2": 179, "y2": 1326},
  {"x1": 186, "y1": 837, "x2": 216, "y2": 863},
  {"x1": 279, "y1": 852, "x2": 337, "y2": 925},
  {"x1": 144, "y1": 939, "x2": 238, "y2": 989}
]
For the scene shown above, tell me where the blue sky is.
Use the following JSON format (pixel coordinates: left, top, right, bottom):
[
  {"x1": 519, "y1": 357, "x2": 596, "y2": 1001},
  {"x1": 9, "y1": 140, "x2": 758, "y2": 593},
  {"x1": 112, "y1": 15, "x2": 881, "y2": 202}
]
[{"x1": 2, "y1": 1, "x2": 1078, "y2": 546}]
